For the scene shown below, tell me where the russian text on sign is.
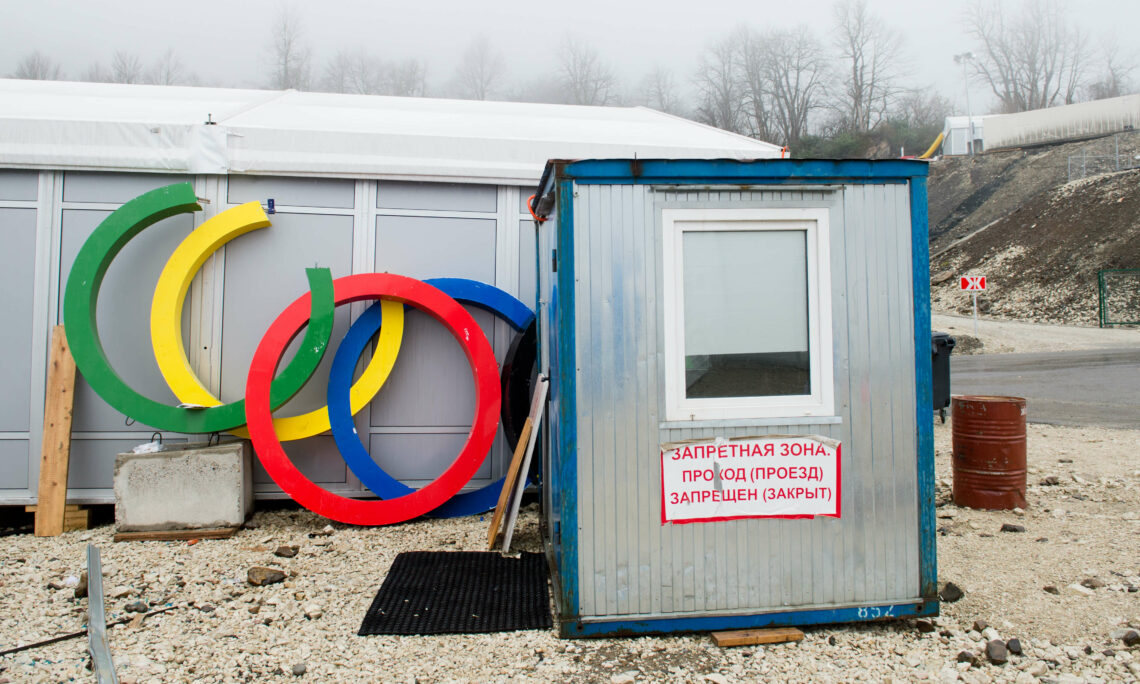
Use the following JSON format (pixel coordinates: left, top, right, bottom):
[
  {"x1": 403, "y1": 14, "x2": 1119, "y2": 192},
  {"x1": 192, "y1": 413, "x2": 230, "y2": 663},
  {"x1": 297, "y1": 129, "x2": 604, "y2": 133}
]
[{"x1": 660, "y1": 435, "x2": 840, "y2": 524}]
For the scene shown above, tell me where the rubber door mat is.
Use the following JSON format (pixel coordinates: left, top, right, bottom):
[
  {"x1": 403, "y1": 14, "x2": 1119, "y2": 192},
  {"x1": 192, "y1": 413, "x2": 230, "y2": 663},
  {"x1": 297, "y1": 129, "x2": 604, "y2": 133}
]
[{"x1": 358, "y1": 551, "x2": 552, "y2": 635}]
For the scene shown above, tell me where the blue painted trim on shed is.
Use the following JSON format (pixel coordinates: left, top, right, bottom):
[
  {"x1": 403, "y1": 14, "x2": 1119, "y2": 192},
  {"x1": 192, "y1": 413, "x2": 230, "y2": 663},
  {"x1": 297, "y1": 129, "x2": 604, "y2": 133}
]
[
  {"x1": 909, "y1": 177, "x2": 938, "y2": 602},
  {"x1": 555, "y1": 159, "x2": 928, "y2": 186},
  {"x1": 560, "y1": 601, "x2": 939, "y2": 638},
  {"x1": 555, "y1": 178, "x2": 580, "y2": 621}
]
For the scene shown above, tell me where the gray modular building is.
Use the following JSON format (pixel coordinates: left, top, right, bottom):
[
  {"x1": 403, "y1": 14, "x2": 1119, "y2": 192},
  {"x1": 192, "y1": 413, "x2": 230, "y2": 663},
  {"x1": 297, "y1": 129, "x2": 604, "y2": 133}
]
[
  {"x1": 0, "y1": 79, "x2": 780, "y2": 505},
  {"x1": 532, "y1": 159, "x2": 937, "y2": 636}
]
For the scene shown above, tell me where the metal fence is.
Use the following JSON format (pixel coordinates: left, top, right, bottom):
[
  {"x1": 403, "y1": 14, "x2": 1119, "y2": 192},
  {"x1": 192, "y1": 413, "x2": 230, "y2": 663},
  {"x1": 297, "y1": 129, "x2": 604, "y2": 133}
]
[
  {"x1": 1068, "y1": 133, "x2": 1140, "y2": 182},
  {"x1": 1098, "y1": 269, "x2": 1140, "y2": 327}
]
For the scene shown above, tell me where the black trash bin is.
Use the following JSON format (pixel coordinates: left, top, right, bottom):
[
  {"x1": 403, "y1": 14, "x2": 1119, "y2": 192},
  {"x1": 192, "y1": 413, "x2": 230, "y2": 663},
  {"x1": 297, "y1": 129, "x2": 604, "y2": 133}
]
[{"x1": 931, "y1": 332, "x2": 956, "y2": 422}]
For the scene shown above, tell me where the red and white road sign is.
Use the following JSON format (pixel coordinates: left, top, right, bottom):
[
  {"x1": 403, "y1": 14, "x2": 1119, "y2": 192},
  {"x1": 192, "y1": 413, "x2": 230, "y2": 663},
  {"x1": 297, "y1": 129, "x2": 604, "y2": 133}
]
[{"x1": 960, "y1": 275, "x2": 986, "y2": 291}]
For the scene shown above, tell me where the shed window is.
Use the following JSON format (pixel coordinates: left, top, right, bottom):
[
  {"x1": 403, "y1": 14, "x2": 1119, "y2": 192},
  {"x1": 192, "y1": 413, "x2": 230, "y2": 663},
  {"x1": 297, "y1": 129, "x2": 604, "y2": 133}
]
[{"x1": 662, "y1": 208, "x2": 834, "y2": 421}]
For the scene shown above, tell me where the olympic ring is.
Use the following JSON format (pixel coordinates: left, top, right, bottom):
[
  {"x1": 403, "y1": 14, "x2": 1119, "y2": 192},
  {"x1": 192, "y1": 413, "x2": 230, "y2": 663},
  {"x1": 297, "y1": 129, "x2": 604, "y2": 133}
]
[
  {"x1": 65, "y1": 183, "x2": 539, "y2": 525},
  {"x1": 500, "y1": 320, "x2": 538, "y2": 454},
  {"x1": 326, "y1": 278, "x2": 534, "y2": 517},
  {"x1": 149, "y1": 200, "x2": 405, "y2": 440},
  {"x1": 244, "y1": 274, "x2": 501, "y2": 525},
  {"x1": 63, "y1": 184, "x2": 337, "y2": 434},
  {"x1": 151, "y1": 201, "x2": 271, "y2": 407}
]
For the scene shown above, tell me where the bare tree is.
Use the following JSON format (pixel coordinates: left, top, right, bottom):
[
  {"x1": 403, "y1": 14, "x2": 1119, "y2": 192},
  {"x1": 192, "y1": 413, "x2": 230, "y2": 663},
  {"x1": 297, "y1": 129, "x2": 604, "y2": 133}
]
[
  {"x1": 964, "y1": 0, "x2": 1087, "y2": 112},
  {"x1": 895, "y1": 88, "x2": 954, "y2": 128},
  {"x1": 763, "y1": 27, "x2": 829, "y2": 147},
  {"x1": 147, "y1": 49, "x2": 191, "y2": 86},
  {"x1": 557, "y1": 37, "x2": 617, "y2": 106},
  {"x1": 322, "y1": 49, "x2": 385, "y2": 94},
  {"x1": 736, "y1": 27, "x2": 773, "y2": 141},
  {"x1": 384, "y1": 59, "x2": 428, "y2": 97},
  {"x1": 110, "y1": 51, "x2": 144, "y2": 84},
  {"x1": 452, "y1": 36, "x2": 505, "y2": 100},
  {"x1": 267, "y1": 4, "x2": 311, "y2": 90},
  {"x1": 692, "y1": 34, "x2": 745, "y2": 133},
  {"x1": 500, "y1": 76, "x2": 565, "y2": 105},
  {"x1": 692, "y1": 25, "x2": 827, "y2": 145},
  {"x1": 636, "y1": 65, "x2": 685, "y2": 115},
  {"x1": 81, "y1": 62, "x2": 112, "y2": 83},
  {"x1": 832, "y1": 0, "x2": 903, "y2": 132},
  {"x1": 11, "y1": 51, "x2": 63, "y2": 80},
  {"x1": 1086, "y1": 38, "x2": 1136, "y2": 101}
]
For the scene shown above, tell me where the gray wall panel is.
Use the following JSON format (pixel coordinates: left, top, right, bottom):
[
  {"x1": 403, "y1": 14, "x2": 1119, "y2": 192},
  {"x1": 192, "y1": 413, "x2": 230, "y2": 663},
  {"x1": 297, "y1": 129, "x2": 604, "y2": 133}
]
[
  {"x1": 59, "y1": 209, "x2": 194, "y2": 433},
  {"x1": 371, "y1": 215, "x2": 497, "y2": 428},
  {"x1": 368, "y1": 432, "x2": 493, "y2": 483},
  {"x1": 0, "y1": 441, "x2": 29, "y2": 491},
  {"x1": 0, "y1": 171, "x2": 38, "y2": 200},
  {"x1": 252, "y1": 436, "x2": 347, "y2": 488},
  {"x1": 0, "y1": 172, "x2": 534, "y2": 503},
  {"x1": 367, "y1": 309, "x2": 495, "y2": 427},
  {"x1": 68, "y1": 438, "x2": 188, "y2": 490},
  {"x1": 379, "y1": 182, "x2": 495, "y2": 212},
  {"x1": 0, "y1": 208, "x2": 37, "y2": 431},
  {"x1": 518, "y1": 220, "x2": 537, "y2": 310},
  {"x1": 561, "y1": 183, "x2": 920, "y2": 619},
  {"x1": 219, "y1": 213, "x2": 354, "y2": 416},
  {"x1": 63, "y1": 173, "x2": 184, "y2": 204},
  {"x1": 376, "y1": 215, "x2": 496, "y2": 281},
  {"x1": 227, "y1": 176, "x2": 354, "y2": 209},
  {"x1": 519, "y1": 188, "x2": 537, "y2": 213}
]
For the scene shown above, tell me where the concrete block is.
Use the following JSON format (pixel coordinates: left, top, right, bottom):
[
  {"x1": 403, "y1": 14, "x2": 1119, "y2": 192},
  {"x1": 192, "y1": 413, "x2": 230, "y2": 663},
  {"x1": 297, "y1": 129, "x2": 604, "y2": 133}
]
[{"x1": 114, "y1": 440, "x2": 253, "y2": 532}]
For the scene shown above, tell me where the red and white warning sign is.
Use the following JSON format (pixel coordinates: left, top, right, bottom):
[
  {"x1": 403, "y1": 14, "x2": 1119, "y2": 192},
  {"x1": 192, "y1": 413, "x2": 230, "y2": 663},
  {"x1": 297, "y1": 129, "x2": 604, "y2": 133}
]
[
  {"x1": 959, "y1": 275, "x2": 986, "y2": 291},
  {"x1": 660, "y1": 436, "x2": 841, "y2": 524}
]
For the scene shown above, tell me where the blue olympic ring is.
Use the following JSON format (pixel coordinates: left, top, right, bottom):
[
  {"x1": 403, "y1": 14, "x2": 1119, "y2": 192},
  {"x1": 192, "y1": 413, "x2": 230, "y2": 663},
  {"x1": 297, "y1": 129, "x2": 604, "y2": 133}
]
[{"x1": 327, "y1": 278, "x2": 535, "y2": 517}]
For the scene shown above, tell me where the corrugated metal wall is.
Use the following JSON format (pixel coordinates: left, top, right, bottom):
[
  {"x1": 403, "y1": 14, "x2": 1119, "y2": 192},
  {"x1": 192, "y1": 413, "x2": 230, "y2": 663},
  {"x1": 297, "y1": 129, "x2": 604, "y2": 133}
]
[
  {"x1": 537, "y1": 206, "x2": 562, "y2": 571},
  {"x1": 565, "y1": 182, "x2": 920, "y2": 619},
  {"x1": 0, "y1": 170, "x2": 534, "y2": 504}
]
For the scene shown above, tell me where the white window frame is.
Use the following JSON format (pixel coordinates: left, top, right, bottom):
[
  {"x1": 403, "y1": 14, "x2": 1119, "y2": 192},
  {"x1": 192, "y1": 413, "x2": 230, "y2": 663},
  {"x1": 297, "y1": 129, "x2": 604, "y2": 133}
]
[{"x1": 662, "y1": 207, "x2": 835, "y2": 421}]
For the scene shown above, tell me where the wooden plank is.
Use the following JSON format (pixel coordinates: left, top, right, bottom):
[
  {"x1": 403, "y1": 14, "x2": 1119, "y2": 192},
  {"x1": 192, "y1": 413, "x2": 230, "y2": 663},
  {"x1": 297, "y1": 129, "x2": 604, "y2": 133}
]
[
  {"x1": 28, "y1": 504, "x2": 90, "y2": 532},
  {"x1": 500, "y1": 376, "x2": 549, "y2": 553},
  {"x1": 486, "y1": 419, "x2": 533, "y2": 549},
  {"x1": 26, "y1": 504, "x2": 84, "y2": 512},
  {"x1": 711, "y1": 627, "x2": 805, "y2": 647},
  {"x1": 113, "y1": 527, "x2": 238, "y2": 542},
  {"x1": 35, "y1": 325, "x2": 77, "y2": 537},
  {"x1": 64, "y1": 510, "x2": 91, "y2": 532}
]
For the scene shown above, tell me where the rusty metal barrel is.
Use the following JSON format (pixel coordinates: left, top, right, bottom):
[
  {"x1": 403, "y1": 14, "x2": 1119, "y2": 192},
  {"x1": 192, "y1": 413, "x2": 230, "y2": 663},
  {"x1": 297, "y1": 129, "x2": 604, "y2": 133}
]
[{"x1": 951, "y1": 395, "x2": 1027, "y2": 510}]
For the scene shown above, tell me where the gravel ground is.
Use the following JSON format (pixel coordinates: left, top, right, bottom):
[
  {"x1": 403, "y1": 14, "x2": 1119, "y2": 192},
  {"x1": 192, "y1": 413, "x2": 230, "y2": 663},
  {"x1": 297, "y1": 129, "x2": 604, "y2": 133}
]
[
  {"x1": 4, "y1": 316, "x2": 1139, "y2": 683},
  {"x1": 3, "y1": 419, "x2": 1139, "y2": 684}
]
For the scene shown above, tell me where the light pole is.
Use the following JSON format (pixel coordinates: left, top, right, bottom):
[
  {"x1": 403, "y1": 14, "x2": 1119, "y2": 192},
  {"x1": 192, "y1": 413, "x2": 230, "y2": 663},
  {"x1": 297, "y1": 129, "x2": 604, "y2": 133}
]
[{"x1": 954, "y1": 52, "x2": 975, "y2": 155}]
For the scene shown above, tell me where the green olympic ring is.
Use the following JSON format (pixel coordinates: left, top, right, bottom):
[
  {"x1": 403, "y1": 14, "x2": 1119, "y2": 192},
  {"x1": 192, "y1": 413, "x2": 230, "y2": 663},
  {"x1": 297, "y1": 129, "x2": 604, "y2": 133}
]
[{"x1": 62, "y1": 183, "x2": 336, "y2": 434}]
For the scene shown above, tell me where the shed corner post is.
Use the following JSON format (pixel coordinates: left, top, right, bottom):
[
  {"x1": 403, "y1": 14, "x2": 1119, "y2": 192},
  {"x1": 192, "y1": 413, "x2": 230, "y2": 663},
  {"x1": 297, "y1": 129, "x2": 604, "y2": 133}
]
[
  {"x1": 909, "y1": 175, "x2": 938, "y2": 604},
  {"x1": 555, "y1": 176, "x2": 580, "y2": 623}
]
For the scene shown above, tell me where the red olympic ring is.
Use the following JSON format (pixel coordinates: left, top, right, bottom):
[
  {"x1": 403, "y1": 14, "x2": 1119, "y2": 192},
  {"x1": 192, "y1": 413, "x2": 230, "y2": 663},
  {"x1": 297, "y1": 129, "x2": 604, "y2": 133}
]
[{"x1": 244, "y1": 273, "x2": 501, "y2": 525}]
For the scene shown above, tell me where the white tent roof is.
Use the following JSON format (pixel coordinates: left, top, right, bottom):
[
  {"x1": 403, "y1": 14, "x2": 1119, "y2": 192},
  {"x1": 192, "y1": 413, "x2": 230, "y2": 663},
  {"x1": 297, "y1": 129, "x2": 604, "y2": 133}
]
[{"x1": 0, "y1": 79, "x2": 781, "y2": 184}]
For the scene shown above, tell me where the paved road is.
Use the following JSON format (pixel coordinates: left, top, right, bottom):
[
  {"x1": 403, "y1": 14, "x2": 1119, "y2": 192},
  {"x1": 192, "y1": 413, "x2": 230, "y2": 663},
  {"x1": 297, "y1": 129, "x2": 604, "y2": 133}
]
[{"x1": 950, "y1": 347, "x2": 1140, "y2": 429}]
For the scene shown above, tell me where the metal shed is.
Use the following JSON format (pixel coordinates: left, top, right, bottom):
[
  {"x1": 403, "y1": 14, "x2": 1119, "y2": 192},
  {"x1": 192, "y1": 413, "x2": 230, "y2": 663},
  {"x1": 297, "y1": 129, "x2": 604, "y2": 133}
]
[
  {"x1": 941, "y1": 116, "x2": 986, "y2": 155},
  {"x1": 0, "y1": 79, "x2": 780, "y2": 506},
  {"x1": 532, "y1": 158, "x2": 937, "y2": 637}
]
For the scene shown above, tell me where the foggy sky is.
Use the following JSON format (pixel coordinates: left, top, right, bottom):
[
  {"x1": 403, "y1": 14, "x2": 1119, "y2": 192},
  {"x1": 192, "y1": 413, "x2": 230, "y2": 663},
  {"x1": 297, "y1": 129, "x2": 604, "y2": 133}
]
[{"x1": 2, "y1": 0, "x2": 1136, "y2": 117}]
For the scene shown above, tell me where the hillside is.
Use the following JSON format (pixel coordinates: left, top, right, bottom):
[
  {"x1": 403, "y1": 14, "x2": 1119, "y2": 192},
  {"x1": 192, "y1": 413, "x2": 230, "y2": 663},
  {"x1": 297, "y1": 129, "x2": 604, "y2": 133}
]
[
  {"x1": 929, "y1": 167, "x2": 1140, "y2": 325},
  {"x1": 928, "y1": 130, "x2": 1140, "y2": 256}
]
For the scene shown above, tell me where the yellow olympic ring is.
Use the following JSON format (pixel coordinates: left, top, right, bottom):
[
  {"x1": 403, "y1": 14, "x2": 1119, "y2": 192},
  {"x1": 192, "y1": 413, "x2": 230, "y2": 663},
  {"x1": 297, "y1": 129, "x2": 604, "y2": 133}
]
[{"x1": 149, "y1": 201, "x2": 405, "y2": 441}]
